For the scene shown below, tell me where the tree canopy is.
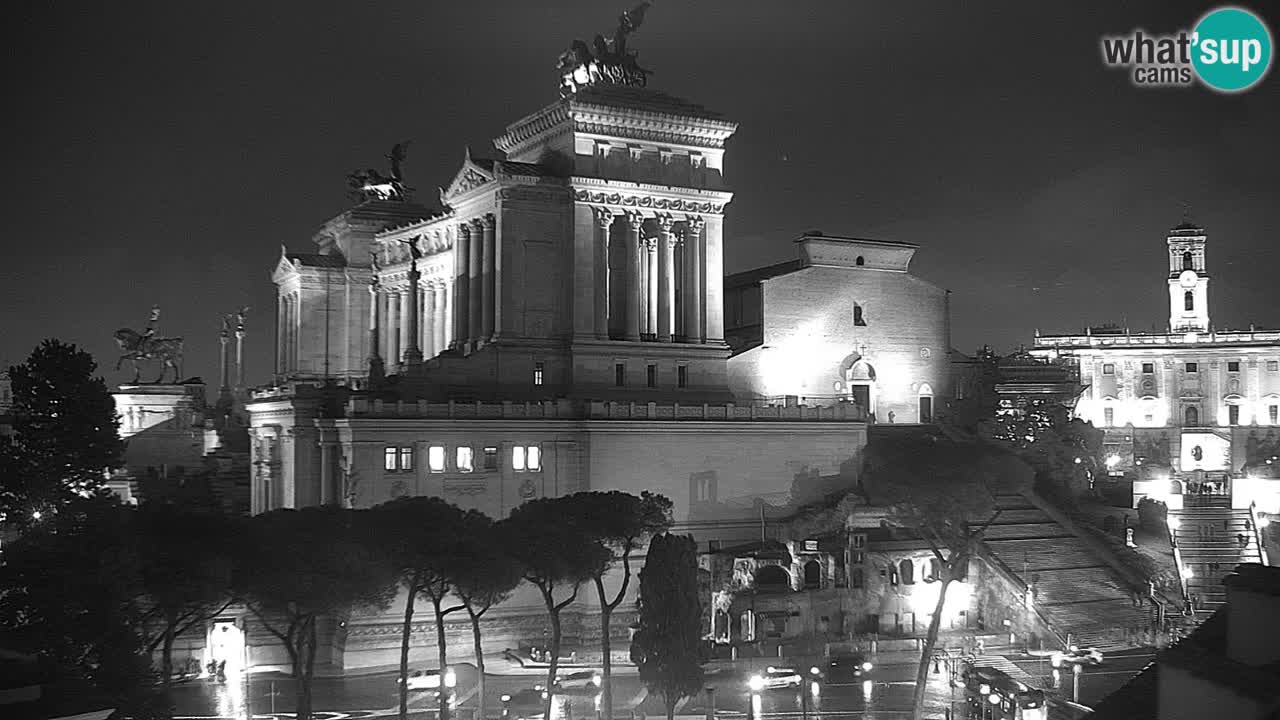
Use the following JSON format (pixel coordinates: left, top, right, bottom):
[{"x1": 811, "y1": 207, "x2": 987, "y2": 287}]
[
  {"x1": 1, "y1": 340, "x2": 123, "y2": 524},
  {"x1": 631, "y1": 533, "x2": 704, "y2": 720}
]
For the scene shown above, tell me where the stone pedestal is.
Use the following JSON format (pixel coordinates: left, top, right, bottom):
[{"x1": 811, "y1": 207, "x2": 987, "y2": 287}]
[{"x1": 113, "y1": 382, "x2": 208, "y2": 477}]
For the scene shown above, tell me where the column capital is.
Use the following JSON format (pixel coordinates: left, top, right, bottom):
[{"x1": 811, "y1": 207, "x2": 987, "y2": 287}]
[
  {"x1": 482, "y1": 213, "x2": 496, "y2": 229},
  {"x1": 458, "y1": 221, "x2": 473, "y2": 237},
  {"x1": 656, "y1": 213, "x2": 676, "y2": 235},
  {"x1": 593, "y1": 206, "x2": 616, "y2": 229},
  {"x1": 625, "y1": 210, "x2": 645, "y2": 231},
  {"x1": 470, "y1": 216, "x2": 486, "y2": 231},
  {"x1": 684, "y1": 214, "x2": 706, "y2": 234}
]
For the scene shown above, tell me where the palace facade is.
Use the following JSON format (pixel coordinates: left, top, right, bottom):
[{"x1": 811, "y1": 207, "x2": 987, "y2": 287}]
[{"x1": 1032, "y1": 223, "x2": 1280, "y2": 513}]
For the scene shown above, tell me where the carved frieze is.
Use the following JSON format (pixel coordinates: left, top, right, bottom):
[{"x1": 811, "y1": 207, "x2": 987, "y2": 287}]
[{"x1": 574, "y1": 189, "x2": 724, "y2": 215}]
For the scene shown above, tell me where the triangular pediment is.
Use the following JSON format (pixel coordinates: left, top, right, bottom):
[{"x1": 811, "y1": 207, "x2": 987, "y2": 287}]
[
  {"x1": 441, "y1": 148, "x2": 496, "y2": 203},
  {"x1": 273, "y1": 248, "x2": 300, "y2": 283}
]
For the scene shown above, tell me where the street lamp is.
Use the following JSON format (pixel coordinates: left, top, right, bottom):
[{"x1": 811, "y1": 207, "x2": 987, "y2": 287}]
[{"x1": 1072, "y1": 662, "x2": 1083, "y2": 704}]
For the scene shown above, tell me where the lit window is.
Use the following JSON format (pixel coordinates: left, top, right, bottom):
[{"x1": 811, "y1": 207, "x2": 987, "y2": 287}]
[
  {"x1": 456, "y1": 446, "x2": 473, "y2": 473},
  {"x1": 1185, "y1": 362, "x2": 1198, "y2": 373},
  {"x1": 804, "y1": 539, "x2": 818, "y2": 552},
  {"x1": 615, "y1": 363, "x2": 625, "y2": 387},
  {"x1": 1271, "y1": 406, "x2": 1278, "y2": 425},
  {"x1": 385, "y1": 447, "x2": 398, "y2": 471},
  {"x1": 677, "y1": 365, "x2": 688, "y2": 388},
  {"x1": 1142, "y1": 362, "x2": 1154, "y2": 374},
  {"x1": 527, "y1": 445, "x2": 542, "y2": 472},
  {"x1": 851, "y1": 551, "x2": 865, "y2": 565},
  {"x1": 483, "y1": 447, "x2": 498, "y2": 470},
  {"x1": 852, "y1": 534, "x2": 867, "y2": 549},
  {"x1": 512, "y1": 446, "x2": 526, "y2": 471},
  {"x1": 534, "y1": 361, "x2": 544, "y2": 386},
  {"x1": 1102, "y1": 363, "x2": 1115, "y2": 375},
  {"x1": 1228, "y1": 361, "x2": 1241, "y2": 373},
  {"x1": 1104, "y1": 407, "x2": 1115, "y2": 426},
  {"x1": 399, "y1": 447, "x2": 413, "y2": 471},
  {"x1": 428, "y1": 445, "x2": 445, "y2": 472},
  {"x1": 647, "y1": 364, "x2": 657, "y2": 388}
]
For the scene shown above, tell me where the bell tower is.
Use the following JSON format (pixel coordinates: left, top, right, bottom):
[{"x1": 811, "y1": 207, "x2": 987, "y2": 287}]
[{"x1": 1167, "y1": 222, "x2": 1209, "y2": 333}]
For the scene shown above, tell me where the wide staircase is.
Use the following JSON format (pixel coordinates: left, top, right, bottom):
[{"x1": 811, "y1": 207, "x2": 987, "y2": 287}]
[
  {"x1": 979, "y1": 495, "x2": 1155, "y2": 652},
  {"x1": 1170, "y1": 493, "x2": 1263, "y2": 614}
]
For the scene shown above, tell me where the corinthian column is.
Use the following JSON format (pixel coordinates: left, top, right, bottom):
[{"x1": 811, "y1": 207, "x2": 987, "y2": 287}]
[
  {"x1": 403, "y1": 255, "x2": 423, "y2": 369},
  {"x1": 593, "y1": 207, "x2": 614, "y2": 339},
  {"x1": 481, "y1": 214, "x2": 496, "y2": 341},
  {"x1": 657, "y1": 214, "x2": 676, "y2": 343},
  {"x1": 646, "y1": 237, "x2": 658, "y2": 338},
  {"x1": 454, "y1": 224, "x2": 471, "y2": 348},
  {"x1": 433, "y1": 283, "x2": 447, "y2": 355},
  {"x1": 625, "y1": 212, "x2": 643, "y2": 341},
  {"x1": 468, "y1": 218, "x2": 483, "y2": 344},
  {"x1": 422, "y1": 283, "x2": 436, "y2": 358},
  {"x1": 684, "y1": 215, "x2": 705, "y2": 343}
]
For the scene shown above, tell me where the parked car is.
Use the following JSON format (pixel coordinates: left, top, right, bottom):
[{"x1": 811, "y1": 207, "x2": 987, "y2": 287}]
[
  {"x1": 399, "y1": 667, "x2": 457, "y2": 694},
  {"x1": 555, "y1": 670, "x2": 602, "y2": 690},
  {"x1": 501, "y1": 687, "x2": 550, "y2": 720},
  {"x1": 1051, "y1": 647, "x2": 1104, "y2": 667},
  {"x1": 748, "y1": 667, "x2": 804, "y2": 691},
  {"x1": 825, "y1": 653, "x2": 875, "y2": 683}
]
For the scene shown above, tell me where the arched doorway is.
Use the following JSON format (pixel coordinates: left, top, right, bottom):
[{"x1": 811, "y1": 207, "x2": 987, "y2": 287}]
[
  {"x1": 840, "y1": 353, "x2": 878, "y2": 417},
  {"x1": 918, "y1": 383, "x2": 935, "y2": 423},
  {"x1": 1169, "y1": 480, "x2": 1183, "y2": 495},
  {"x1": 1185, "y1": 406, "x2": 1200, "y2": 427},
  {"x1": 755, "y1": 564, "x2": 791, "y2": 592},
  {"x1": 803, "y1": 560, "x2": 821, "y2": 589}
]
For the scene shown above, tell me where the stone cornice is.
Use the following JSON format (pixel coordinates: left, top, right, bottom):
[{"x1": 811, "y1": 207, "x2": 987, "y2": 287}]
[
  {"x1": 570, "y1": 105, "x2": 737, "y2": 150},
  {"x1": 494, "y1": 102, "x2": 572, "y2": 156}
]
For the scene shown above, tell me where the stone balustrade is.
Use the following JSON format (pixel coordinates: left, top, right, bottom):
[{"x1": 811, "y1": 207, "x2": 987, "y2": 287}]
[{"x1": 341, "y1": 397, "x2": 867, "y2": 422}]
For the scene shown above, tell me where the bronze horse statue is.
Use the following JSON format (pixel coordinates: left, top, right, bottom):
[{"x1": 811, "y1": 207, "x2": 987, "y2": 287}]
[{"x1": 114, "y1": 328, "x2": 184, "y2": 384}]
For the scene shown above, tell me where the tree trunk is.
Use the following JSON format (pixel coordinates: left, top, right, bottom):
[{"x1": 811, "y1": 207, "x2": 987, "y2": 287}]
[
  {"x1": 433, "y1": 597, "x2": 451, "y2": 720},
  {"x1": 297, "y1": 615, "x2": 317, "y2": 720},
  {"x1": 911, "y1": 577, "x2": 954, "y2": 720},
  {"x1": 541, "y1": 587, "x2": 562, "y2": 720},
  {"x1": 469, "y1": 609, "x2": 487, "y2": 720},
  {"x1": 400, "y1": 584, "x2": 417, "y2": 720},
  {"x1": 599, "y1": 604, "x2": 614, "y2": 720},
  {"x1": 665, "y1": 690, "x2": 677, "y2": 720},
  {"x1": 161, "y1": 613, "x2": 176, "y2": 695}
]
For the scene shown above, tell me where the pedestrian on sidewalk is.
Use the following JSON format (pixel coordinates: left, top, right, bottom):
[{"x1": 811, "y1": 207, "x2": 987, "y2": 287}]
[{"x1": 1239, "y1": 533, "x2": 1248, "y2": 549}]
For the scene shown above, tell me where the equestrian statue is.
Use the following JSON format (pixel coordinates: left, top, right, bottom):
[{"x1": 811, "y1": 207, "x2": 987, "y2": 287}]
[{"x1": 114, "y1": 305, "x2": 185, "y2": 384}]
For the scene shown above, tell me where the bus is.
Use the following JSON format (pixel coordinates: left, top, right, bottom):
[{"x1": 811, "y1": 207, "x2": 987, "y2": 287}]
[{"x1": 959, "y1": 663, "x2": 1048, "y2": 720}]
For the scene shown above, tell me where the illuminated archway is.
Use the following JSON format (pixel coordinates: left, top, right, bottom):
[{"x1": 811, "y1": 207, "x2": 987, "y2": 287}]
[
  {"x1": 204, "y1": 619, "x2": 245, "y2": 677},
  {"x1": 918, "y1": 383, "x2": 935, "y2": 423},
  {"x1": 839, "y1": 353, "x2": 878, "y2": 416}
]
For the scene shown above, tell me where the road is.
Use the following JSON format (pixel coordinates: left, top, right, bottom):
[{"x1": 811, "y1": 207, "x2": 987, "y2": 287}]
[
  {"x1": 1008, "y1": 648, "x2": 1156, "y2": 709},
  {"x1": 170, "y1": 650, "x2": 1154, "y2": 719}
]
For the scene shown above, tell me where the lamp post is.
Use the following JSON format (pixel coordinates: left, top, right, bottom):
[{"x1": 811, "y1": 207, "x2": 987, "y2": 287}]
[{"x1": 1072, "y1": 662, "x2": 1083, "y2": 704}]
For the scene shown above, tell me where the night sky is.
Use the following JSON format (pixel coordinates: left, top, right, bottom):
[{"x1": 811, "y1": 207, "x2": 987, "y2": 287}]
[{"x1": 5, "y1": 1, "x2": 1279, "y2": 387}]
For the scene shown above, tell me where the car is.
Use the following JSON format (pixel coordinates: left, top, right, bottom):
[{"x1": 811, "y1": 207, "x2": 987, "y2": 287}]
[
  {"x1": 826, "y1": 653, "x2": 875, "y2": 683},
  {"x1": 1050, "y1": 647, "x2": 1104, "y2": 667},
  {"x1": 748, "y1": 667, "x2": 805, "y2": 691},
  {"x1": 501, "y1": 687, "x2": 550, "y2": 720},
  {"x1": 555, "y1": 669, "x2": 602, "y2": 690},
  {"x1": 399, "y1": 667, "x2": 458, "y2": 694}
]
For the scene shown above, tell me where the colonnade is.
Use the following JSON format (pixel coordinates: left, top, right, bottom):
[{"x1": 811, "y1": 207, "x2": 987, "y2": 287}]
[
  {"x1": 369, "y1": 214, "x2": 495, "y2": 368},
  {"x1": 595, "y1": 209, "x2": 707, "y2": 343}
]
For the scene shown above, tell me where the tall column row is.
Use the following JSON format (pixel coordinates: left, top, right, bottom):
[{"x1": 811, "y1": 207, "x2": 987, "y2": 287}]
[
  {"x1": 598, "y1": 211, "x2": 707, "y2": 344},
  {"x1": 370, "y1": 281, "x2": 454, "y2": 366},
  {"x1": 453, "y1": 214, "x2": 498, "y2": 351}
]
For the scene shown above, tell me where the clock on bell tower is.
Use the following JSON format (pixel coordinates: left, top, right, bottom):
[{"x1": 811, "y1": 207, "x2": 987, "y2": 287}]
[{"x1": 1167, "y1": 222, "x2": 1209, "y2": 333}]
